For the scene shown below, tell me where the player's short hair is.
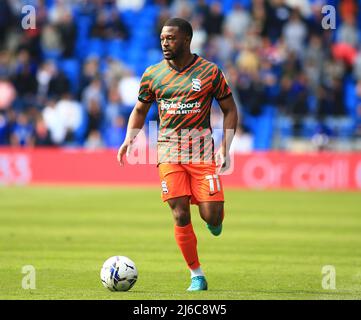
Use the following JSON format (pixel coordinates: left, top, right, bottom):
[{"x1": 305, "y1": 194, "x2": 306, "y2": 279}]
[{"x1": 163, "y1": 18, "x2": 193, "y2": 40}]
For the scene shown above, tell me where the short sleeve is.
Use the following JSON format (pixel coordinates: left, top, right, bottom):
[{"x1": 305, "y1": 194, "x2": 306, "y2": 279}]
[
  {"x1": 138, "y1": 67, "x2": 155, "y2": 103},
  {"x1": 212, "y1": 66, "x2": 232, "y2": 101}
]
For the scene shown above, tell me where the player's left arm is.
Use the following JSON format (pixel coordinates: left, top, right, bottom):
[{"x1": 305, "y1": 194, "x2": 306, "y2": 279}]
[{"x1": 216, "y1": 94, "x2": 239, "y2": 172}]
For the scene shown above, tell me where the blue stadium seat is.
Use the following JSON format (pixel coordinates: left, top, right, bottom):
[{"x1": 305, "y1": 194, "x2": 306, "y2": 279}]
[
  {"x1": 58, "y1": 59, "x2": 80, "y2": 94},
  {"x1": 105, "y1": 39, "x2": 127, "y2": 60},
  {"x1": 45, "y1": 0, "x2": 55, "y2": 9},
  {"x1": 276, "y1": 115, "x2": 293, "y2": 135},
  {"x1": 324, "y1": 116, "x2": 355, "y2": 138},
  {"x1": 301, "y1": 117, "x2": 318, "y2": 138},
  {"x1": 42, "y1": 49, "x2": 62, "y2": 61},
  {"x1": 85, "y1": 38, "x2": 105, "y2": 59},
  {"x1": 73, "y1": 104, "x2": 88, "y2": 144},
  {"x1": 75, "y1": 15, "x2": 93, "y2": 42},
  {"x1": 344, "y1": 79, "x2": 357, "y2": 117},
  {"x1": 120, "y1": 10, "x2": 138, "y2": 27},
  {"x1": 243, "y1": 105, "x2": 276, "y2": 150},
  {"x1": 146, "y1": 49, "x2": 163, "y2": 66}
]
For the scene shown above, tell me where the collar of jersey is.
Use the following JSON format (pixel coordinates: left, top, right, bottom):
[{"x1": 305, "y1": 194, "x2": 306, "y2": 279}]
[{"x1": 166, "y1": 54, "x2": 198, "y2": 73}]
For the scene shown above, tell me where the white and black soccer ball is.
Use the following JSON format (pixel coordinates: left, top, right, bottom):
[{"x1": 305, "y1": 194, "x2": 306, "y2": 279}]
[{"x1": 100, "y1": 256, "x2": 138, "y2": 291}]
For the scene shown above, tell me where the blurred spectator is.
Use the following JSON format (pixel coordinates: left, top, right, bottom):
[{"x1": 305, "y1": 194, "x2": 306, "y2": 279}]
[
  {"x1": 336, "y1": 15, "x2": 359, "y2": 48},
  {"x1": 86, "y1": 98, "x2": 103, "y2": 139},
  {"x1": 307, "y1": 1, "x2": 326, "y2": 37},
  {"x1": 329, "y1": 78, "x2": 347, "y2": 116},
  {"x1": 91, "y1": 9, "x2": 129, "y2": 40},
  {"x1": 40, "y1": 24, "x2": 63, "y2": 57},
  {"x1": 10, "y1": 112, "x2": 34, "y2": 147},
  {"x1": 322, "y1": 56, "x2": 345, "y2": 88},
  {"x1": 355, "y1": 104, "x2": 361, "y2": 137},
  {"x1": 12, "y1": 50, "x2": 38, "y2": 109},
  {"x1": 262, "y1": 0, "x2": 292, "y2": 42},
  {"x1": 118, "y1": 70, "x2": 141, "y2": 109},
  {"x1": 56, "y1": 93, "x2": 84, "y2": 145},
  {"x1": 317, "y1": 78, "x2": 347, "y2": 118},
  {"x1": 0, "y1": 0, "x2": 15, "y2": 49},
  {"x1": 194, "y1": 0, "x2": 209, "y2": 17},
  {"x1": 289, "y1": 72, "x2": 309, "y2": 135},
  {"x1": 79, "y1": 57, "x2": 100, "y2": 95},
  {"x1": 57, "y1": 9, "x2": 77, "y2": 58},
  {"x1": 105, "y1": 85, "x2": 122, "y2": 125},
  {"x1": 0, "y1": 79, "x2": 16, "y2": 110},
  {"x1": 276, "y1": 76, "x2": 293, "y2": 115},
  {"x1": 103, "y1": 114, "x2": 127, "y2": 148},
  {"x1": 0, "y1": 50, "x2": 13, "y2": 78},
  {"x1": 237, "y1": 74, "x2": 267, "y2": 117},
  {"x1": 304, "y1": 35, "x2": 324, "y2": 91},
  {"x1": 209, "y1": 30, "x2": 235, "y2": 64},
  {"x1": 156, "y1": 8, "x2": 171, "y2": 36},
  {"x1": 34, "y1": 115, "x2": 53, "y2": 146},
  {"x1": 190, "y1": 16, "x2": 207, "y2": 56},
  {"x1": 82, "y1": 76, "x2": 106, "y2": 111},
  {"x1": 48, "y1": 65, "x2": 71, "y2": 99},
  {"x1": 340, "y1": 0, "x2": 357, "y2": 21},
  {"x1": 203, "y1": 2, "x2": 224, "y2": 36},
  {"x1": 223, "y1": 3, "x2": 251, "y2": 40},
  {"x1": 285, "y1": 0, "x2": 312, "y2": 18},
  {"x1": 170, "y1": 0, "x2": 193, "y2": 20},
  {"x1": 236, "y1": 46, "x2": 259, "y2": 75},
  {"x1": 0, "y1": 112, "x2": 10, "y2": 145},
  {"x1": 43, "y1": 93, "x2": 83, "y2": 145},
  {"x1": 282, "y1": 9, "x2": 307, "y2": 57},
  {"x1": 103, "y1": 57, "x2": 127, "y2": 88},
  {"x1": 353, "y1": 50, "x2": 361, "y2": 80},
  {"x1": 0, "y1": 0, "x2": 360, "y2": 151},
  {"x1": 36, "y1": 61, "x2": 57, "y2": 101},
  {"x1": 42, "y1": 98, "x2": 64, "y2": 144},
  {"x1": 116, "y1": 0, "x2": 145, "y2": 11},
  {"x1": 85, "y1": 130, "x2": 104, "y2": 149},
  {"x1": 48, "y1": 0, "x2": 72, "y2": 25}
]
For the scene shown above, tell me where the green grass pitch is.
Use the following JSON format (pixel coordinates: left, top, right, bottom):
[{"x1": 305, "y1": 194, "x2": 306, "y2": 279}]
[{"x1": 0, "y1": 186, "x2": 360, "y2": 300}]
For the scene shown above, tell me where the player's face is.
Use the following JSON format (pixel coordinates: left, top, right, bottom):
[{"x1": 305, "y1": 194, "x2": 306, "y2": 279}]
[{"x1": 160, "y1": 26, "x2": 188, "y2": 60}]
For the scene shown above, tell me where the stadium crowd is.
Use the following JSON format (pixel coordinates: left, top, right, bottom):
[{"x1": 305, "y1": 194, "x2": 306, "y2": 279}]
[{"x1": 0, "y1": 0, "x2": 360, "y2": 151}]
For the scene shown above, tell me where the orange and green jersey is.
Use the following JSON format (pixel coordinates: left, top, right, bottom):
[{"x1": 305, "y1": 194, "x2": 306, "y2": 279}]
[{"x1": 138, "y1": 54, "x2": 232, "y2": 164}]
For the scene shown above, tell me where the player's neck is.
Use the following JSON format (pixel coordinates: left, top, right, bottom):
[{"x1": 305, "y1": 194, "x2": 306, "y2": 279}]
[{"x1": 169, "y1": 52, "x2": 195, "y2": 72}]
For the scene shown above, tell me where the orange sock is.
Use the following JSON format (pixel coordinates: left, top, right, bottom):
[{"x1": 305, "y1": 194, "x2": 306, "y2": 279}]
[{"x1": 174, "y1": 223, "x2": 200, "y2": 270}]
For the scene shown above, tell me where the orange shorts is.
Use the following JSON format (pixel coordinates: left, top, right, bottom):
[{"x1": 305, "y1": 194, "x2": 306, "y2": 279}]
[{"x1": 158, "y1": 162, "x2": 224, "y2": 205}]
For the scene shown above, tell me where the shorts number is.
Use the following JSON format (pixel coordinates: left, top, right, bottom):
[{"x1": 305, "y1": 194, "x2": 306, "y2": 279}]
[{"x1": 205, "y1": 175, "x2": 221, "y2": 193}]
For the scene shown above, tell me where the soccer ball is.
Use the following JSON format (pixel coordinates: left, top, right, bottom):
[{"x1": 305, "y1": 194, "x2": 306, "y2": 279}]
[{"x1": 100, "y1": 256, "x2": 138, "y2": 291}]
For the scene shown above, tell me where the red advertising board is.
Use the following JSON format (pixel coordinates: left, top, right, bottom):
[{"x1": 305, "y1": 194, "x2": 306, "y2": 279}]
[{"x1": 0, "y1": 148, "x2": 360, "y2": 190}]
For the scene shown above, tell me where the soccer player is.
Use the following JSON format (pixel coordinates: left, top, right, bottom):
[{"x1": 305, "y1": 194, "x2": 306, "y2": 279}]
[{"x1": 117, "y1": 18, "x2": 238, "y2": 291}]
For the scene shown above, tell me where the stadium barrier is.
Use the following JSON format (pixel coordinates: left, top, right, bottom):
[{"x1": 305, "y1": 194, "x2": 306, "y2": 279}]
[{"x1": 0, "y1": 148, "x2": 360, "y2": 190}]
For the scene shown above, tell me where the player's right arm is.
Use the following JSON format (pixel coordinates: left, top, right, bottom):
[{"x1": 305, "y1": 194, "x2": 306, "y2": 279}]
[{"x1": 117, "y1": 100, "x2": 152, "y2": 166}]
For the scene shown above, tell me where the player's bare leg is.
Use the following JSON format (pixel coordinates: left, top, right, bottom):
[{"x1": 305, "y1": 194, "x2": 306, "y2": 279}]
[
  {"x1": 167, "y1": 196, "x2": 208, "y2": 291},
  {"x1": 198, "y1": 201, "x2": 224, "y2": 236},
  {"x1": 167, "y1": 196, "x2": 192, "y2": 226}
]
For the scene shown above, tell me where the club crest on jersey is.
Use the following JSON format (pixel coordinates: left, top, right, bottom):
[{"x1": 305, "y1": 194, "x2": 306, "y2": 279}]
[{"x1": 191, "y1": 78, "x2": 201, "y2": 92}]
